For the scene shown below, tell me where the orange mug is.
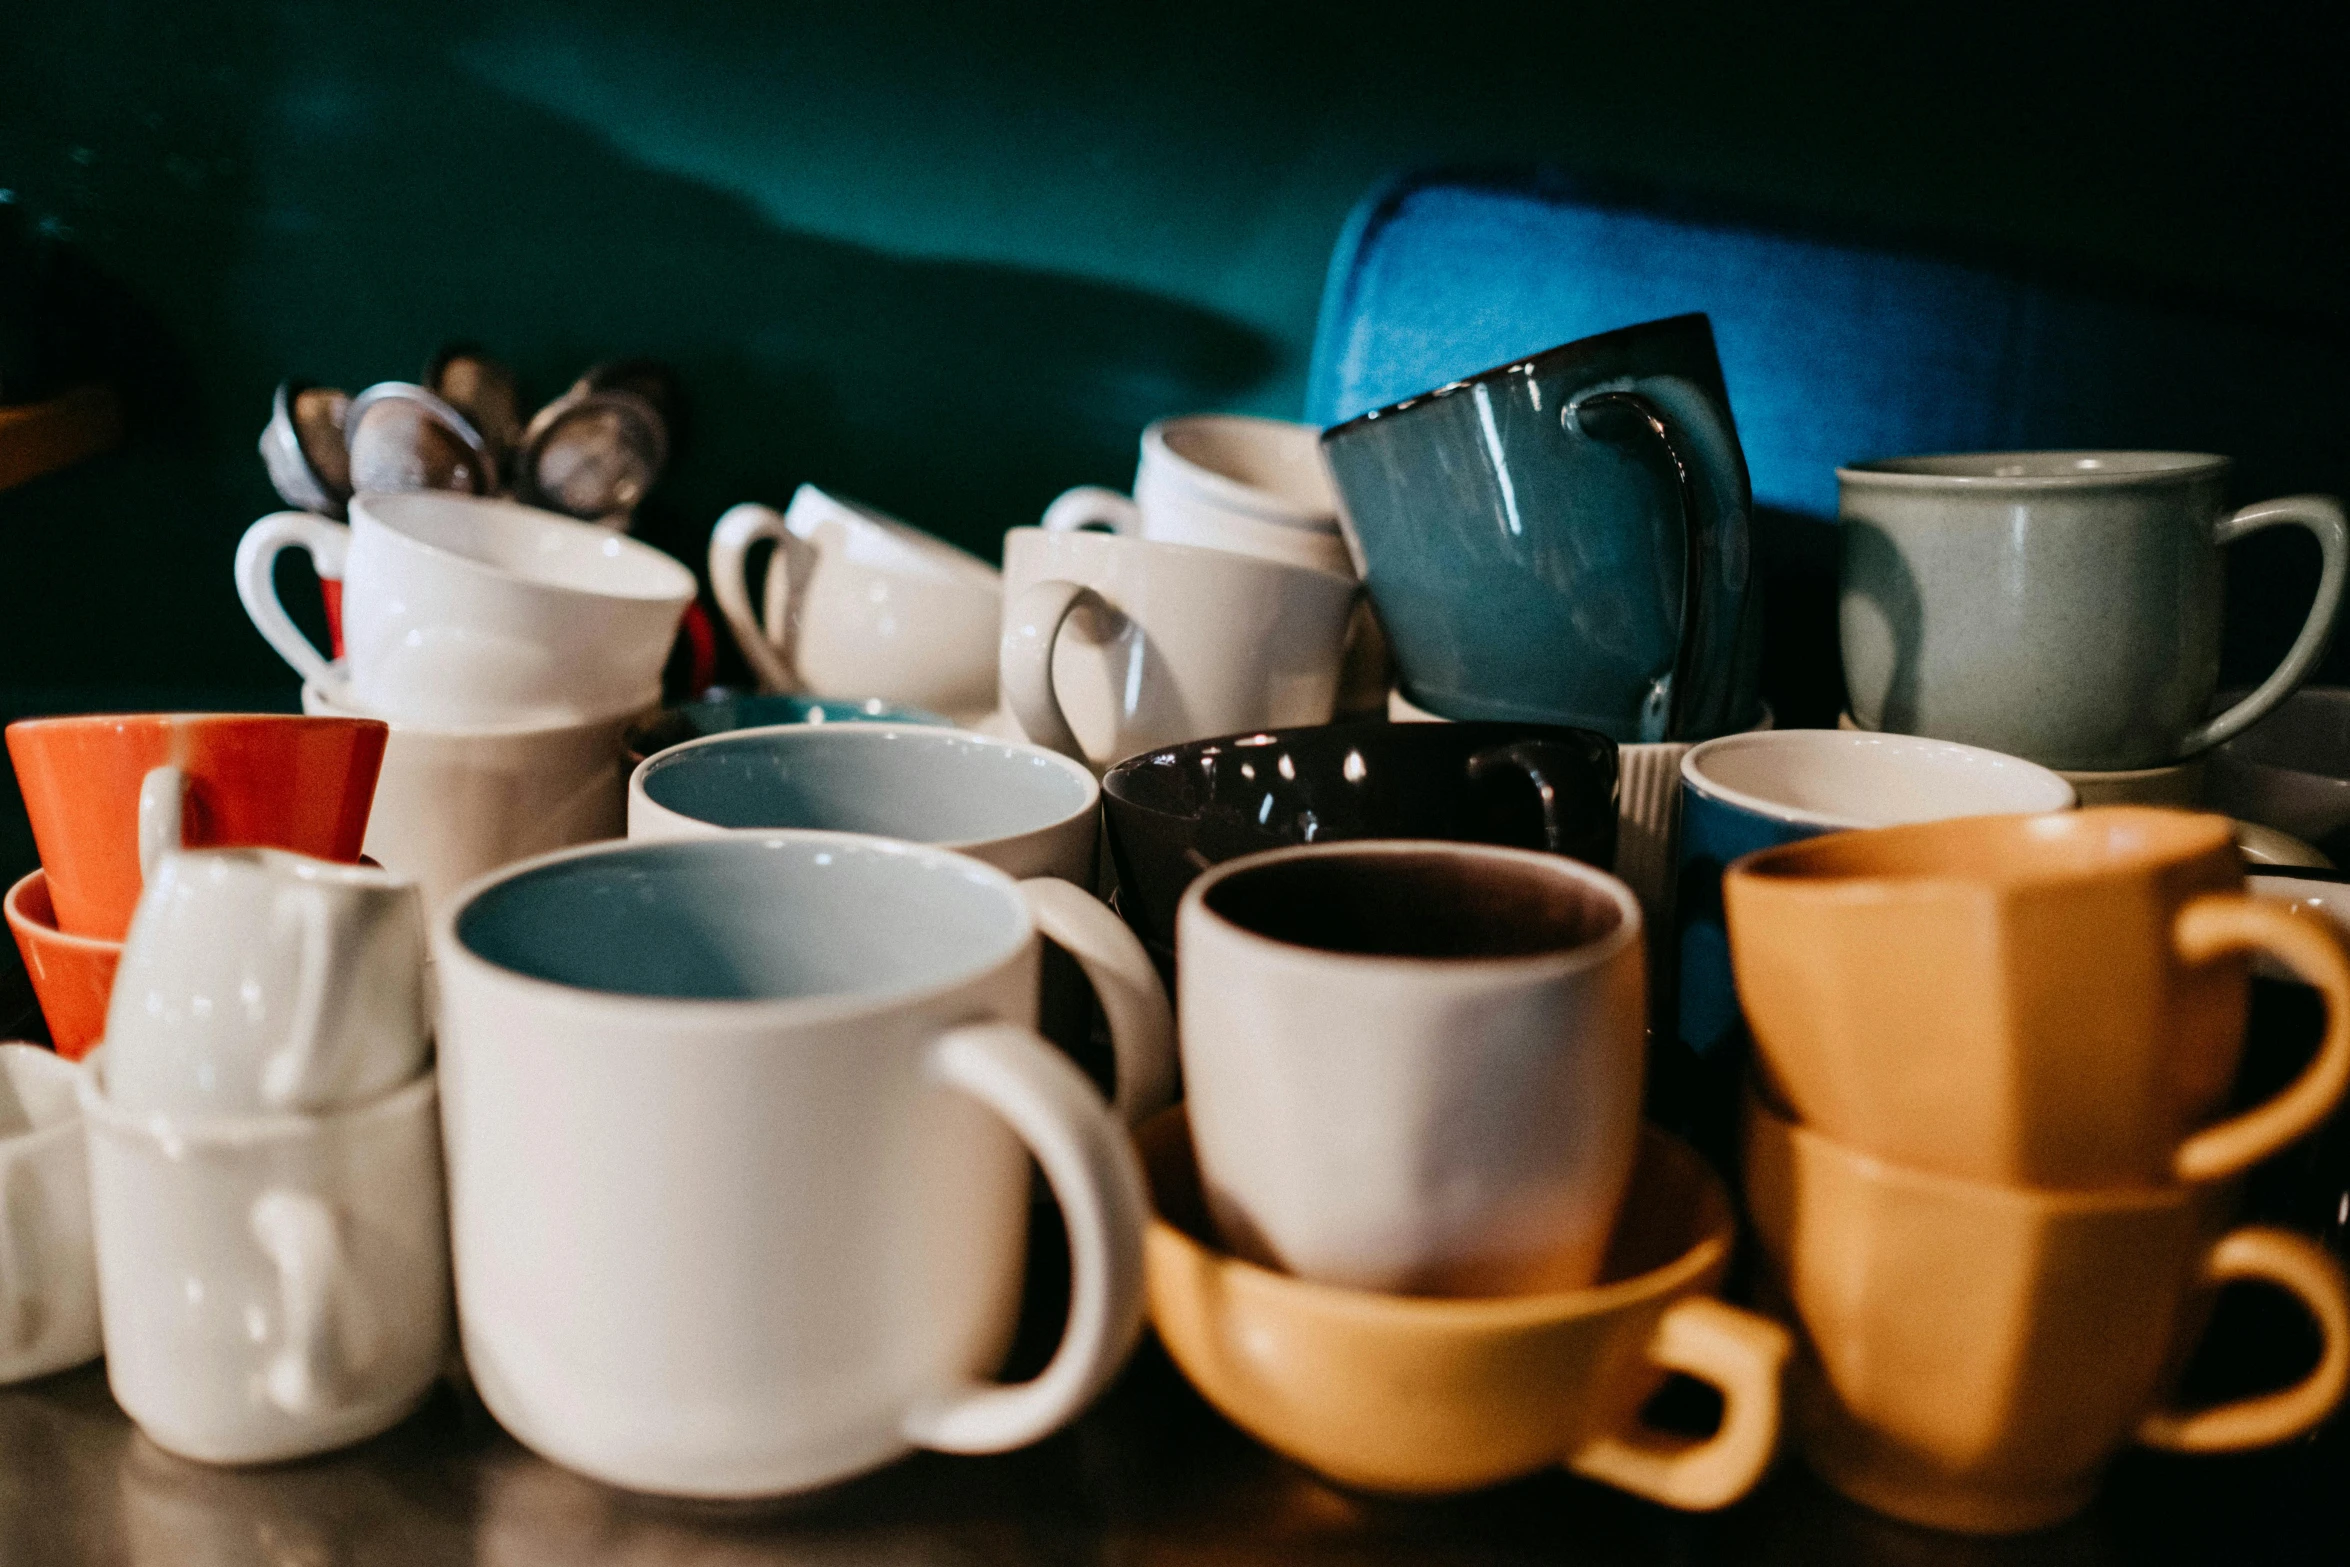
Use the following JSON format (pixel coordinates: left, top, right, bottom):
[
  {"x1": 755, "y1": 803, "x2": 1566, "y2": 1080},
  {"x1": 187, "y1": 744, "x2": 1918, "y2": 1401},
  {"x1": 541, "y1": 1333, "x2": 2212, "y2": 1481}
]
[
  {"x1": 5, "y1": 714, "x2": 387, "y2": 941},
  {"x1": 1724, "y1": 806, "x2": 2350, "y2": 1187},
  {"x1": 4, "y1": 870, "x2": 121, "y2": 1059}
]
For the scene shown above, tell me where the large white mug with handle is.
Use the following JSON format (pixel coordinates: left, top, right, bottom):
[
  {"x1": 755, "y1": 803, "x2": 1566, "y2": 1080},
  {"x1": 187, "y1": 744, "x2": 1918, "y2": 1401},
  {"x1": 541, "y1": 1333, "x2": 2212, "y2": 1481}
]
[
  {"x1": 237, "y1": 491, "x2": 696, "y2": 727},
  {"x1": 435, "y1": 832, "x2": 1167, "y2": 1497},
  {"x1": 708, "y1": 486, "x2": 1002, "y2": 722}
]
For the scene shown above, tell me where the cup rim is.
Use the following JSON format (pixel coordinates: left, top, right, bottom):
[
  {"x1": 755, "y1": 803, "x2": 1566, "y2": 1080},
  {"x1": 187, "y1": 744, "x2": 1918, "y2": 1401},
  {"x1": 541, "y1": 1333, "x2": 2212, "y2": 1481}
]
[
  {"x1": 4, "y1": 869, "x2": 125, "y2": 957},
  {"x1": 352, "y1": 491, "x2": 699, "y2": 607},
  {"x1": 1680, "y1": 730, "x2": 2077, "y2": 831},
  {"x1": 1726, "y1": 804, "x2": 2236, "y2": 899},
  {"x1": 1141, "y1": 414, "x2": 1342, "y2": 532},
  {"x1": 302, "y1": 669, "x2": 652, "y2": 738},
  {"x1": 1003, "y1": 523, "x2": 1360, "y2": 590},
  {"x1": 4, "y1": 711, "x2": 388, "y2": 749},
  {"x1": 783, "y1": 483, "x2": 1004, "y2": 593},
  {"x1": 1144, "y1": 1110, "x2": 1732, "y2": 1325},
  {"x1": 1177, "y1": 838, "x2": 1642, "y2": 977},
  {"x1": 1318, "y1": 313, "x2": 1716, "y2": 442},
  {"x1": 1835, "y1": 450, "x2": 2230, "y2": 490},
  {"x1": 435, "y1": 830, "x2": 1035, "y2": 1024},
  {"x1": 75, "y1": 1046, "x2": 438, "y2": 1150},
  {"x1": 149, "y1": 844, "x2": 417, "y2": 896},
  {"x1": 630, "y1": 721, "x2": 1101, "y2": 846}
]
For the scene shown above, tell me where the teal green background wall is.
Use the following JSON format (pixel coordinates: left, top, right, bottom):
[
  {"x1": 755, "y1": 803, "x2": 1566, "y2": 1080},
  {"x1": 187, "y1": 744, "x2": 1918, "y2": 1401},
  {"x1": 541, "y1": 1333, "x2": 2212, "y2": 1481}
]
[{"x1": 2, "y1": 1, "x2": 2345, "y2": 873}]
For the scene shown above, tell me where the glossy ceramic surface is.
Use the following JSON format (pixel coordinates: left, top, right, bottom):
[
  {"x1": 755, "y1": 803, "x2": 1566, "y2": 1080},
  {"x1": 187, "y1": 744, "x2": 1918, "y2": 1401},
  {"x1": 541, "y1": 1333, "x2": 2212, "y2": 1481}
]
[
  {"x1": 303, "y1": 674, "x2": 631, "y2": 917},
  {"x1": 998, "y1": 526, "x2": 1356, "y2": 771},
  {"x1": 4, "y1": 872, "x2": 121, "y2": 1060},
  {"x1": 80, "y1": 1060, "x2": 451, "y2": 1466},
  {"x1": 5, "y1": 713, "x2": 387, "y2": 942},
  {"x1": 1322, "y1": 314, "x2": 1761, "y2": 743},
  {"x1": 1143, "y1": 1110, "x2": 1788, "y2": 1505},
  {"x1": 1178, "y1": 841, "x2": 1645, "y2": 1296},
  {"x1": 1674, "y1": 730, "x2": 2076, "y2": 1062},
  {"x1": 709, "y1": 486, "x2": 1003, "y2": 720},
  {"x1": 1839, "y1": 453, "x2": 2349, "y2": 769},
  {"x1": 2210, "y1": 687, "x2": 2350, "y2": 854},
  {"x1": 1100, "y1": 718, "x2": 1616, "y2": 968},
  {"x1": 0, "y1": 1046, "x2": 102, "y2": 1385},
  {"x1": 435, "y1": 834, "x2": 1159, "y2": 1497},
  {"x1": 1726, "y1": 807, "x2": 2350, "y2": 1187},
  {"x1": 1042, "y1": 415, "x2": 1355, "y2": 578},
  {"x1": 622, "y1": 691, "x2": 948, "y2": 770},
  {"x1": 103, "y1": 849, "x2": 429, "y2": 1119},
  {"x1": 239, "y1": 492, "x2": 697, "y2": 727},
  {"x1": 1746, "y1": 1093, "x2": 2349, "y2": 1535},
  {"x1": 630, "y1": 724, "x2": 1100, "y2": 884}
]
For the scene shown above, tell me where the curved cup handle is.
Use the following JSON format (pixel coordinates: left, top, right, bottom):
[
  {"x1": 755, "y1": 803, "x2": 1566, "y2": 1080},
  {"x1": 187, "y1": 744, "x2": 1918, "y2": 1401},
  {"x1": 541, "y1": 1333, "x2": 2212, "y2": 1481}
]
[
  {"x1": 2171, "y1": 894, "x2": 2350, "y2": 1183},
  {"x1": 1040, "y1": 487, "x2": 1143, "y2": 537},
  {"x1": 708, "y1": 502, "x2": 800, "y2": 694},
  {"x1": 234, "y1": 512, "x2": 351, "y2": 697},
  {"x1": 1564, "y1": 1294, "x2": 1790, "y2": 1511},
  {"x1": 135, "y1": 765, "x2": 187, "y2": 890},
  {"x1": 899, "y1": 1021, "x2": 1149, "y2": 1454},
  {"x1": 1465, "y1": 739, "x2": 1617, "y2": 863},
  {"x1": 1002, "y1": 577, "x2": 1100, "y2": 764},
  {"x1": 249, "y1": 1188, "x2": 357, "y2": 1417},
  {"x1": 1018, "y1": 877, "x2": 1178, "y2": 1125},
  {"x1": 2136, "y1": 1226, "x2": 2350, "y2": 1452},
  {"x1": 259, "y1": 884, "x2": 339, "y2": 1113},
  {"x1": 2180, "y1": 495, "x2": 2350, "y2": 755}
]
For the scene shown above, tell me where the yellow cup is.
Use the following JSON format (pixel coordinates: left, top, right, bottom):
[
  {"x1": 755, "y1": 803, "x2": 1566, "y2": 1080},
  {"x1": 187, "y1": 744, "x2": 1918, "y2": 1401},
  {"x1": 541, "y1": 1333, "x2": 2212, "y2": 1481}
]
[{"x1": 1142, "y1": 1110, "x2": 1789, "y2": 1507}]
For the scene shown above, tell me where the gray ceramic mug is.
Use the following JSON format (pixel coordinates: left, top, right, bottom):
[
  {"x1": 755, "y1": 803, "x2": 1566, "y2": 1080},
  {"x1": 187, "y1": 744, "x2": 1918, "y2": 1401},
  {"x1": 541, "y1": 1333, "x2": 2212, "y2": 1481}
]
[{"x1": 1840, "y1": 452, "x2": 2348, "y2": 771}]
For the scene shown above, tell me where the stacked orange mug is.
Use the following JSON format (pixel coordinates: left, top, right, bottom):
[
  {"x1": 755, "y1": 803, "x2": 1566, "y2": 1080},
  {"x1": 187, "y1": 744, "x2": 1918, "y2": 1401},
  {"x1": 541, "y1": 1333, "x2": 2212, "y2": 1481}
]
[
  {"x1": 3, "y1": 714, "x2": 387, "y2": 1055},
  {"x1": 1724, "y1": 806, "x2": 2350, "y2": 1534}
]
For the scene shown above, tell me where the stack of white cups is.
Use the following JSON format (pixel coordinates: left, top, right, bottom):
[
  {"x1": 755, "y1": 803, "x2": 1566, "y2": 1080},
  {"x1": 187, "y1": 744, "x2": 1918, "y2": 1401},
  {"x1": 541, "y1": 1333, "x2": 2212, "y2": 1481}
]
[
  {"x1": 236, "y1": 492, "x2": 699, "y2": 914},
  {"x1": 80, "y1": 845, "x2": 446, "y2": 1463}
]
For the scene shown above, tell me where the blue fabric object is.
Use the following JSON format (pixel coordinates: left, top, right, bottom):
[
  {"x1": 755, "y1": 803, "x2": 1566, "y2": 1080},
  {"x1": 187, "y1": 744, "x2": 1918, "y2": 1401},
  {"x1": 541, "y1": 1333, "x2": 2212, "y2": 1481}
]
[{"x1": 1307, "y1": 172, "x2": 2350, "y2": 520}]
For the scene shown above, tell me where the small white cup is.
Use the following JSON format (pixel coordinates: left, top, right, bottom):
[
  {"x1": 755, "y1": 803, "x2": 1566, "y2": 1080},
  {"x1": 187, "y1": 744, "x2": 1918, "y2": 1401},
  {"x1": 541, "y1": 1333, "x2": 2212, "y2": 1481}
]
[
  {"x1": 104, "y1": 848, "x2": 429, "y2": 1120},
  {"x1": 708, "y1": 486, "x2": 1003, "y2": 721},
  {"x1": 238, "y1": 491, "x2": 697, "y2": 727},
  {"x1": 303, "y1": 673, "x2": 631, "y2": 917},
  {"x1": 81, "y1": 1057, "x2": 452, "y2": 1464},
  {"x1": 1043, "y1": 415, "x2": 1356, "y2": 579},
  {"x1": 999, "y1": 526, "x2": 1357, "y2": 771},
  {"x1": 0, "y1": 1044, "x2": 102, "y2": 1385}
]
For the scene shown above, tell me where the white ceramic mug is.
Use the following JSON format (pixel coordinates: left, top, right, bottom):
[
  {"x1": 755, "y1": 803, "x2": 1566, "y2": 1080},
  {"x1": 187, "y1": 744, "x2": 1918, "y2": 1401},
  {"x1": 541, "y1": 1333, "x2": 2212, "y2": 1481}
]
[
  {"x1": 303, "y1": 673, "x2": 630, "y2": 917},
  {"x1": 238, "y1": 492, "x2": 697, "y2": 727},
  {"x1": 708, "y1": 487, "x2": 1002, "y2": 721},
  {"x1": 80, "y1": 1058, "x2": 451, "y2": 1464},
  {"x1": 435, "y1": 833, "x2": 1166, "y2": 1496},
  {"x1": 1177, "y1": 840, "x2": 1648, "y2": 1296},
  {"x1": 1042, "y1": 415, "x2": 1356, "y2": 579},
  {"x1": 999, "y1": 526, "x2": 1357, "y2": 771},
  {"x1": 104, "y1": 848, "x2": 429, "y2": 1119},
  {"x1": 0, "y1": 1044, "x2": 102, "y2": 1385}
]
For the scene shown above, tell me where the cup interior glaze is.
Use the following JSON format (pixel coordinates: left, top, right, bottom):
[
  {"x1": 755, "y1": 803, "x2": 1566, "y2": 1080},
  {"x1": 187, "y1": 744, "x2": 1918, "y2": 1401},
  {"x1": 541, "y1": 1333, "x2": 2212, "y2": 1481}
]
[
  {"x1": 636, "y1": 725, "x2": 1095, "y2": 847},
  {"x1": 1683, "y1": 731, "x2": 2078, "y2": 828},
  {"x1": 1203, "y1": 843, "x2": 1627, "y2": 961},
  {"x1": 454, "y1": 835, "x2": 1026, "y2": 1003},
  {"x1": 1150, "y1": 416, "x2": 1339, "y2": 527}
]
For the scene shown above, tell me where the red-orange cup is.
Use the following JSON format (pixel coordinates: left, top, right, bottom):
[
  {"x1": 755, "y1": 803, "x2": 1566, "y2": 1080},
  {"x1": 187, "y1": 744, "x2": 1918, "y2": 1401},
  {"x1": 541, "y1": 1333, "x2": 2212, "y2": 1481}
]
[
  {"x1": 4, "y1": 870, "x2": 120, "y2": 1060},
  {"x1": 5, "y1": 713, "x2": 388, "y2": 941}
]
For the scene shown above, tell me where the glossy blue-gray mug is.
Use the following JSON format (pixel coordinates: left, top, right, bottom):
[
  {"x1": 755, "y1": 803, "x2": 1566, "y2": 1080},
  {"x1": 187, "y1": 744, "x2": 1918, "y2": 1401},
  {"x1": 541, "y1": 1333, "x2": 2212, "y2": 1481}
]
[{"x1": 1319, "y1": 313, "x2": 1763, "y2": 744}]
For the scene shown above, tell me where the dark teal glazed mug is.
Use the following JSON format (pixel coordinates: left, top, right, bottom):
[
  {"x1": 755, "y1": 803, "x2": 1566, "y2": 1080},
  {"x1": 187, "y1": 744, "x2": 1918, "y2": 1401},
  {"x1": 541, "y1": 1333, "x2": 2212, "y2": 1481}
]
[{"x1": 1319, "y1": 314, "x2": 1763, "y2": 744}]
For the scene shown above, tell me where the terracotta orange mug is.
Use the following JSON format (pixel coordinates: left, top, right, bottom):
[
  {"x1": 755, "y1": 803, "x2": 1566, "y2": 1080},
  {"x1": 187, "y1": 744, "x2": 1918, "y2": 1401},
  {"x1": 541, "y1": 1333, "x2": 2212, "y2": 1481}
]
[
  {"x1": 5, "y1": 714, "x2": 388, "y2": 941},
  {"x1": 1724, "y1": 806, "x2": 2350, "y2": 1187},
  {"x1": 1142, "y1": 1108, "x2": 1790, "y2": 1508},
  {"x1": 1744, "y1": 1091, "x2": 2349, "y2": 1535},
  {"x1": 4, "y1": 871, "x2": 120, "y2": 1059}
]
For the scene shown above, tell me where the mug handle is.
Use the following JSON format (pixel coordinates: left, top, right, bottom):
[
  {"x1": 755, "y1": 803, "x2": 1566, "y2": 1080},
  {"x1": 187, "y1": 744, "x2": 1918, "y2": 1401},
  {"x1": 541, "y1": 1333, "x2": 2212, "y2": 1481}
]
[
  {"x1": 2178, "y1": 496, "x2": 2350, "y2": 755},
  {"x1": 2135, "y1": 1226, "x2": 2350, "y2": 1452},
  {"x1": 249, "y1": 1188, "x2": 361, "y2": 1416},
  {"x1": 1040, "y1": 487, "x2": 1143, "y2": 537},
  {"x1": 234, "y1": 512, "x2": 352, "y2": 698},
  {"x1": 258, "y1": 883, "x2": 340, "y2": 1112},
  {"x1": 135, "y1": 765, "x2": 188, "y2": 890},
  {"x1": 1563, "y1": 1295, "x2": 1791, "y2": 1511},
  {"x1": 1002, "y1": 577, "x2": 1104, "y2": 764},
  {"x1": 899, "y1": 1020, "x2": 1149, "y2": 1454},
  {"x1": 1018, "y1": 877, "x2": 1178, "y2": 1126},
  {"x1": 708, "y1": 502, "x2": 800, "y2": 694},
  {"x1": 1564, "y1": 392, "x2": 1708, "y2": 743},
  {"x1": 2170, "y1": 894, "x2": 2350, "y2": 1183},
  {"x1": 1465, "y1": 739, "x2": 1619, "y2": 862}
]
